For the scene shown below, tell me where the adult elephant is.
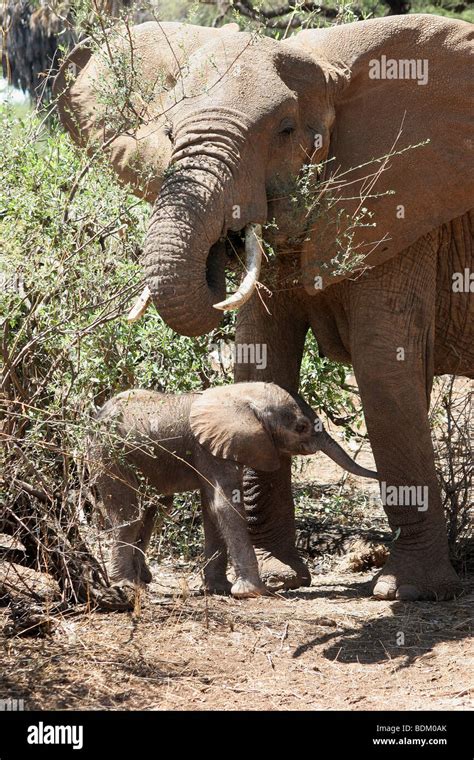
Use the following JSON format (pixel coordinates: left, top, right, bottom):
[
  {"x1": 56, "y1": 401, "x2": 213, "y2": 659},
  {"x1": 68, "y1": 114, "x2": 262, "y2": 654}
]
[{"x1": 55, "y1": 15, "x2": 473, "y2": 600}]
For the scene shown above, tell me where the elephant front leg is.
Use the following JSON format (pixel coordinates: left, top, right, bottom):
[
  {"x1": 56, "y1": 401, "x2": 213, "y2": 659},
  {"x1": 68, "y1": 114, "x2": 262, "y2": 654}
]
[
  {"x1": 242, "y1": 463, "x2": 311, "y2": 590},
  {"x1": 201, "y1": 470, "x2": 268, "y2": 599},
  {"x1": 200, "y1": 488, "x2": 232, "y2": 595},
  {"x1": 349, "y1": 239, "x2": 461, "y2": 601},
  {"x1": 235, "y1": 289, "x2": 311, "y2": 590}
]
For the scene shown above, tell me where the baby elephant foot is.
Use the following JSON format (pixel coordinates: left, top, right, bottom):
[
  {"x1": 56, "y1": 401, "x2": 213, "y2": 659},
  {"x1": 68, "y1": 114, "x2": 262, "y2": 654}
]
[
  {"x1": 131, "y1": 552, "x2": 153, "y2": 585},
  {"x1": 139, "y1": 561, "x2": 153, "y2": 584},
  {"x1": 231, "y1": 578, "x2": 269, "y2": 599},
  {"x1": 94, "y1": 581, "x2": 137, "y2": 611}
]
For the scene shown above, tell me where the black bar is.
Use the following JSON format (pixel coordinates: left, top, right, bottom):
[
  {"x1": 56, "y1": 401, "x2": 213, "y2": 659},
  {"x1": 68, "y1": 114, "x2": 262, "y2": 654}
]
[{"x1": 0, "y1": 710, "x2": 470, "y2": 757}]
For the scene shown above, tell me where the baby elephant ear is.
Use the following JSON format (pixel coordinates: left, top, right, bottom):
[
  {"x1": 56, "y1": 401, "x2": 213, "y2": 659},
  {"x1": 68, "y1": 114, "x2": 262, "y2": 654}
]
[{"x1": 190, "y1": 386, "x2": 281, "y2": 472}]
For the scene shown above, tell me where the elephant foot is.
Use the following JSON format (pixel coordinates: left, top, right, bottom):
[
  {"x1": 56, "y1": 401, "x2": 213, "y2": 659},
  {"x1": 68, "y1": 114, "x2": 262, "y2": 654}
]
[
  {"x1": 92, "y1": 581, "x2": 138, "y2": 611},
  {"x1": 139, "y1": 561, "x2": 153, "y2": 584},
  {"x1": 203, "y1": 578, "x2": 233, "y2": 596},
  {"x1": 371, "y1": 547, "x2": 461, "y2": 601},
  {"x1": 231, "y1": 578, "x2": 269, "y2": 599},
  {"x1": 255, "y1": 548, "x2": 311, "y2": 591}
]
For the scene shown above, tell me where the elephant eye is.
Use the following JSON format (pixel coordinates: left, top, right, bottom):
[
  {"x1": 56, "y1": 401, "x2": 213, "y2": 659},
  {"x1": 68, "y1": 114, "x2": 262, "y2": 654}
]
[
  {"x1": 295, "y1": 420, "x2": 309, "y2": 434},
  {"x1": 279, "y1": 118, "x2": 295, "y2": 136}
]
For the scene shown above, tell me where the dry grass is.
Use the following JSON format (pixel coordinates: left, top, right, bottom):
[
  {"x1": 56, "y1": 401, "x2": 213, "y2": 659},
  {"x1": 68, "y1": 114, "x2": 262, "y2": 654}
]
[{"x1": 1, "y1": 558, "x2": 472, "y2": 711}]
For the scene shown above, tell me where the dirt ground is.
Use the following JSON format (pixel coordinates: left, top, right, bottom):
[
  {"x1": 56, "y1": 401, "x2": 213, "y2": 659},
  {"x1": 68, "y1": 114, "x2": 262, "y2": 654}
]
[{"x1": 1, "y1": 546, "x2": 472, "y2": 711}]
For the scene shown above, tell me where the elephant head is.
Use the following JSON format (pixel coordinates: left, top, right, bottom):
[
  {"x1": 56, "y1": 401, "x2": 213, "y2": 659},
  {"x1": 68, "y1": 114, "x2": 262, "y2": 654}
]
[
  {"x1": 189, "y1": 382, "x2": 378, "y2": 478},
  {"x1": 55, "y1": 16, "x2": 472, "y2": 335}
]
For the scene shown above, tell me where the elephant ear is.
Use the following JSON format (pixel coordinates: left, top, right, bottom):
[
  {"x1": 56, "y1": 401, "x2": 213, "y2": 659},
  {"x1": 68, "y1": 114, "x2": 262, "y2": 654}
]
[
  {"x1": 287, "y1": 15, "x2": 474, "y2": 292},
  {"x1": 189, "y1": 384, "x2": 281, "y2": 472},
  {"x1": 53, "y1": 21, "x2": 240, "y2": 202}
]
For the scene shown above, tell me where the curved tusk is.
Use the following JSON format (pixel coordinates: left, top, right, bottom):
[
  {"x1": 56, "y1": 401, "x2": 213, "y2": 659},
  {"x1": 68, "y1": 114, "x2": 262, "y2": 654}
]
[
  {"x1": 126, "y1": 285, "x2": 152, "y2": 323},
  {"x1": 213, "y1": 223, "x2": 262, "y2": 311}
]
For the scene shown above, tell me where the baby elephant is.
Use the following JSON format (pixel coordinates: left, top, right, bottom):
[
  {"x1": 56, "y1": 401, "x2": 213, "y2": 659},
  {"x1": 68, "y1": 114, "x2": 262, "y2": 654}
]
[{"x1": 89, "y1": 382, "x2": 377, "y2": 599}]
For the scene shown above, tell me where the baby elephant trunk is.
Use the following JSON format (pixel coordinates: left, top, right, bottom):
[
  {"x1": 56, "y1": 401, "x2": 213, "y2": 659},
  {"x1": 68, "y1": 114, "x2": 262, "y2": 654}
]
[{"x1": 319, "y1": 431, "x2": 379, "y2": 480}]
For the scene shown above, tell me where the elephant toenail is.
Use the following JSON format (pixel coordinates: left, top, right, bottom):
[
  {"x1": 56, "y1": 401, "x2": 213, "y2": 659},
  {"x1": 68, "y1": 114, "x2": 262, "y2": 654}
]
[
  {"x1": 395, "y1": 584, "x2": 421, "y2": 601},
  {"x1": 372, "y1": 580, "x2": 396, "y2": 600}
]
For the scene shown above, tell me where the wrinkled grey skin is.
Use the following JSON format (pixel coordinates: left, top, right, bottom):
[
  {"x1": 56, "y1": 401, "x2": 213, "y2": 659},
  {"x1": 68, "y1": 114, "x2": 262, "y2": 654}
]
[{"x1": 88, "y1": 382, "x2": 377, "y2": 600}]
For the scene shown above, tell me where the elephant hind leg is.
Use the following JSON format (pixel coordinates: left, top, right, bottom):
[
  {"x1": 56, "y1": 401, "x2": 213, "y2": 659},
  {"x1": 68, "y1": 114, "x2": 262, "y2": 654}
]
[
  {"x1": 135, "y1": 495, "x2": 172, "y2": 584},
  {"x1": 96, "y1": 463, "x2": 158, "y2": 587}
]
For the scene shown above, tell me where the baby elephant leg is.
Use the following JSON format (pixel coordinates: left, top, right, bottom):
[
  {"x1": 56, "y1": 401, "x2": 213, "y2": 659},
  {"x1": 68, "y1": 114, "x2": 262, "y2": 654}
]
[
  {"x1": 97, "y1": 463, "x2": 156, "y2": 587},
  {"x1": 200, "y1": 488, "x2": 231, "y2": 595},
  {"x1": 134, "y1": 495, "x2": 171, "y2": 584},
  {"x1": 201, "y1": 472, "x2": 268, "y2": 599}
]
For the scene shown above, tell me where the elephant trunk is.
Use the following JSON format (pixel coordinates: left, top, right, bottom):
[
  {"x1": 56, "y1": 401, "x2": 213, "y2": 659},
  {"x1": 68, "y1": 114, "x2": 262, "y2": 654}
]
[
  {"x1": 319, "y1": 431, "x2": 379, "y2": 480},
  {"x1": 141, "y1": 155, "x2": 228, "y2": 336},
  {"x1": 134, "y1": 112, "x2": 257, "y2": 336}
]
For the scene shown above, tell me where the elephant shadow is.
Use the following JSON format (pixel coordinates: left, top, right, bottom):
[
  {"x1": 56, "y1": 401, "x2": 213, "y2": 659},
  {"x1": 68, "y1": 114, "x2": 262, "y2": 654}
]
[{"x1": 287, "y1": 581, "x2": 473, "y2": 668}]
